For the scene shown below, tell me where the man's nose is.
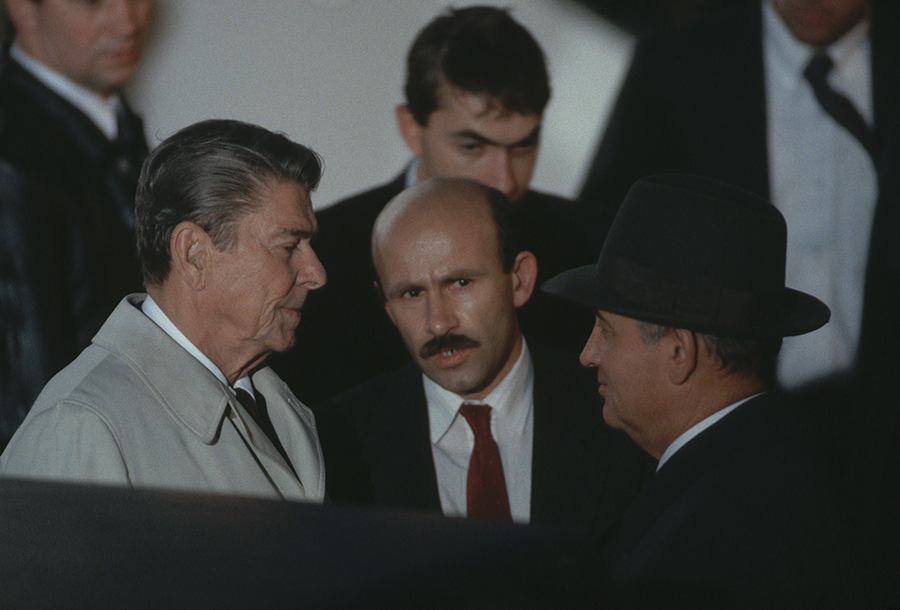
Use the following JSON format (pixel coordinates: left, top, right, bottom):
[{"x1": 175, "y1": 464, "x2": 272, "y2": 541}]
[
  {"x1": 296, "y1": 245, "x2": 327, "y2": 291},
  {"x1": 106, "y1": 0, "x2": 146, "y2": 35},
  {"x1": 481, "y1": 149, "x2": 519, "y2": 200},
  {"x1": 425, "y1": 292, "x2": 458, "y2": 336},
  {"x1": 579, "y1": 326, "x2": 603, "y2": 368}
]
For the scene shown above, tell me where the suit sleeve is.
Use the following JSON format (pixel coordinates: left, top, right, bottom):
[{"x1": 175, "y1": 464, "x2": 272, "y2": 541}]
[
  {"x1": 0, "y1": 162, "x2": 61, "y2": 449},
  {"x1": 579, "y1": 34, "x2": 685, "y2": 232}
]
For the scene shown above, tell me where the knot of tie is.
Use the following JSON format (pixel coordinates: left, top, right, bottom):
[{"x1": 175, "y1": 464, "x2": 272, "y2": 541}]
[
  {"x1": 459, "y1": 403, "x2": 511, "y2": 521},
  {"x1": 234, "y1": 388, "x2": 258, "y2": 420},
  {"x1": 803, "y1": 50, "x2": 834, "y2": 85}
]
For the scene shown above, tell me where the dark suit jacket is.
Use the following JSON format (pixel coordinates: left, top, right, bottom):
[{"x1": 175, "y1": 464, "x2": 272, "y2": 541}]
[
  {"x1": 576, "y1": 2, "x2": 900, "y2": 533},
  {"x1": 315, "y1": 346, "x2": 652, "y2": 532},
  {"x1": 578, "y1": 2, "x2": 900, "y2": 371},
  {"x1": 269, "y1": 170, "x2": 596, "y2": 406},
  {"x1": 598, "y1": 393, "x2": 853, "y2": 608},
  {"x1": 580, "y1": 0, "x2": 900, "y2": 229},
  {"x1": 0, "y1": 54, "x2": 147, "y2": 449}
]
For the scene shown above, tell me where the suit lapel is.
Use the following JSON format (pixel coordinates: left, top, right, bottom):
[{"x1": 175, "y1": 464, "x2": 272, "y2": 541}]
[
  {"x1": 371, "y1": 365, "x2": 442, "y2": 511},
  {"x1": 530, "y1": 347, "x2": 605, "y2": 526}
]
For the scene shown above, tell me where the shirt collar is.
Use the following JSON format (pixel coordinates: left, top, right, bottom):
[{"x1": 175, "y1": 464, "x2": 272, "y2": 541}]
[
  {"x1": 404, "y1": 158, "x2": 419, "y2": 188},
  {"x1": 141, "y1": 295, "x2": 254, "y2": 396},
  {"x1": 425, "y1": 338, "x2": 533, "y2": 444},
  {"x1": 764, "y1": 0, "x2": 870, "y2": 79},
  {"x1": 10, "y1": 43, "x2": 121, "y2": 140},
  {"x1": 656, "y1": 392, "x2": 764, "y2": 471}
]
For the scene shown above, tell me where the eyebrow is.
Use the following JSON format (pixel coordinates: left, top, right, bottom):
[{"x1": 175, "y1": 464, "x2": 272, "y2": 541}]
[
  {"x1": 385, "y1": 282, "x2": 420, "y2": 300},
  {"x1": 452, "y1": 125, "x2": 541, "y2": 148},
  {"x1": 385, "y1": 269, "x2": 485, "y2": 299}
]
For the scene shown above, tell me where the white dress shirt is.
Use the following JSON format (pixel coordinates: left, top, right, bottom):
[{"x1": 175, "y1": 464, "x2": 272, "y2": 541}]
[
  {"x1": 141, "y1": 296, "x2": 254, "y2": 398},
  {"x1": 763, "y1": 1, "x2": 875, "y2": 389},
  {"x1": 424, "y1": 339, "x2": 534, "y2": 523},
  {"x1": 10, "y1": 43, "x2": 121, "y2": 140}
]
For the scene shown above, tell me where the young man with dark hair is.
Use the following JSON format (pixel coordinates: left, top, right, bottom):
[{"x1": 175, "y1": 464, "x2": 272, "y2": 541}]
[{"x1": 271, "y1": 6, "x2": 593, "y2": 405}]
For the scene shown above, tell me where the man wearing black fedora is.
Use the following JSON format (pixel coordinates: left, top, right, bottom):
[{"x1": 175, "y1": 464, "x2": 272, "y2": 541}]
[{"x1": 544, "y1": 174, "x2": 858, "y2": 607}]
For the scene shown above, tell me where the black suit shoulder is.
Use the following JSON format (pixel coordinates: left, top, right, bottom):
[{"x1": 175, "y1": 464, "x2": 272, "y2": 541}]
[
  {"x1": 607, "y1": 394, "x2": 851, "y2": 608},
  {"x1": 316, "y1": 173, "x2": 405, "y2": 227},
  {"x1": 315, "y1": 363, "x2": 440, "y2": 511}
]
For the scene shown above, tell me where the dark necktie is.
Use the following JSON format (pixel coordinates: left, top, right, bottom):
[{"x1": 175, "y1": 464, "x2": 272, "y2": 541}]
[
  {"x1": 458, "y1": 403, "x2": 512, "y2": 521},
  {"x1": 235, "y1": 387, "x2": 297, "y2": 476},
  {"x1": 803, "y1": 51, "x2": 874, "y2": 158}
]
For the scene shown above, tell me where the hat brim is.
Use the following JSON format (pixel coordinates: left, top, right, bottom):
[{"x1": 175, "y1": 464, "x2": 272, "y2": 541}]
[{"x1": 541, "y1": 265, "x2": 831, "y2": 339}]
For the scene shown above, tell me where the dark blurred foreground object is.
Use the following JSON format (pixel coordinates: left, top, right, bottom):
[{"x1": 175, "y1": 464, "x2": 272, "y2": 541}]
[{"x1": 0, "y1": 478, "x2": 592, "y2": 609}]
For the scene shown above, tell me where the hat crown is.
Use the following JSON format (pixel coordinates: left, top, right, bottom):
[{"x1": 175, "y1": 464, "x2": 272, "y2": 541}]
[
  {"x1": 542, "y1": 174, "x2": 830, "y2": 338},
  {"x1": 604, "y1": 175, "x2": 786, "y2": 297}
]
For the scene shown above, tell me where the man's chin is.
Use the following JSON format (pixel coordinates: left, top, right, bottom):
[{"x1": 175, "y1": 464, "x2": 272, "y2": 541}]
[
  {"x1": 601, "y1": 403, "x2": 623, "y2": 430},
  {"x1": 271, "y1": 331, "x2": 298, "y2": 354}
]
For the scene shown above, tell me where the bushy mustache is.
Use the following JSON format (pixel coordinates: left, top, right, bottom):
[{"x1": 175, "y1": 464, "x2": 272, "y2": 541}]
[{"x1": 420, "y1": 334, "x2": 480, "y2": 359}]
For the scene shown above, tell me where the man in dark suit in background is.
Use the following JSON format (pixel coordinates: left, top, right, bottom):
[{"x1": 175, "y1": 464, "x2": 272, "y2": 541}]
[
  {"x1": 544, "y1": 174, "x2": 853, "y2": 608},
  {"x1": 0, "y1": 0, "x2": 153, "y2": 449},
  {"x1": 270, "y1": 6, "x2": 594, "y2": 406},
  {"x1": 578, "y1": 0, "x2": 900, "y2": 416},
  {"x1": 317, "y1": 178, "x2": 649, "y2": 531}
]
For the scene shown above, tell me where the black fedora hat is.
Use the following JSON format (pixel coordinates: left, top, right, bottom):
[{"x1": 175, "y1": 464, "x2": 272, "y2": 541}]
[{"x1": 543, "y1": 174, "x2": 830, "y2": 339}]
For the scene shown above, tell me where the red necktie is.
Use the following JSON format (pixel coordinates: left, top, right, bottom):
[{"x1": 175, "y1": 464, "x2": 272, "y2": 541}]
[{"x1": 458, "y1": 403, "x2": 512, "y2": 521}]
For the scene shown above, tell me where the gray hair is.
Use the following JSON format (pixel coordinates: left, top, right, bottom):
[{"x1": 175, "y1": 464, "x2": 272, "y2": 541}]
[
  {"x1": 635, "y1": 320, "x2": 781, "y2": 384},
  {"x1": 135, "y1": 119, "x2": 322, "y2": 286}
]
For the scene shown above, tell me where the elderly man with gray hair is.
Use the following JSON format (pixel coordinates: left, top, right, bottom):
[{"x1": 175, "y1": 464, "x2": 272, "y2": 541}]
[{"x1": 1, "y1": 120, "x2": 327, "y2": 501}]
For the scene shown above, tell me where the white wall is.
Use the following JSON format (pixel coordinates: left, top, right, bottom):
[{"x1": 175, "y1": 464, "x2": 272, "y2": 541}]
[{"x1": 127, "y1": 0, "x2": 634, "y2": 209}]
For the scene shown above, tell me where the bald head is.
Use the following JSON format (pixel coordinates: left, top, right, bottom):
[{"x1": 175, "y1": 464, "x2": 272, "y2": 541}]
[
  {"x1": 372, "y1": 177, "x2": 516, "y2": 281},
  {"x1": 371, "y1": 176, "x2": 537, "y2": 400}
]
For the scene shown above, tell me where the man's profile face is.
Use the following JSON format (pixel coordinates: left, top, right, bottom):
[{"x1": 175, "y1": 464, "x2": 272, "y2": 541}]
[
  {"x1": 203, "y1": 180, "x2": 326, "y2": 361},
  {"x1": 772, "y1": 0, "x2": 868, "y2": 47},
  {"x1": 10, "y1": 0, "x2": 152, "y2": 97},
  {"x1": 398, "y1": 86, "x2": 541, "y2": 203},
  {"x1": 376, "y1": 193, "x2": 528, "y2": 401},
  {"x1": 579, "y1": 311, "x2": 669, "y2": 455}
]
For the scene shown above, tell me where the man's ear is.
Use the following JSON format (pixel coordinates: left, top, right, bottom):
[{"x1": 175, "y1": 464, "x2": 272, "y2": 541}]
[
  {"x1": 396, "y1": 104, "x2": 424, "y2": 157},
  {"x1": 667, "y1": 328, "x2": 699, "y2": 385},
  {"x1": 374, "y1": 281, "x2": 397, "y2": 326},
  {"x1": 510, "y1": 251, "x2": 538, "y2": 308},
  {"x1": 170, "y1": 222, "x2": 212, "y2": 291}
]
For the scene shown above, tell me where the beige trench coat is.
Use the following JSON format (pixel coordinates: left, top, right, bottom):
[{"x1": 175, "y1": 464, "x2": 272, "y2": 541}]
[{"x1": 1, "y1": 295, "x2": 325, "y2": 502}]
